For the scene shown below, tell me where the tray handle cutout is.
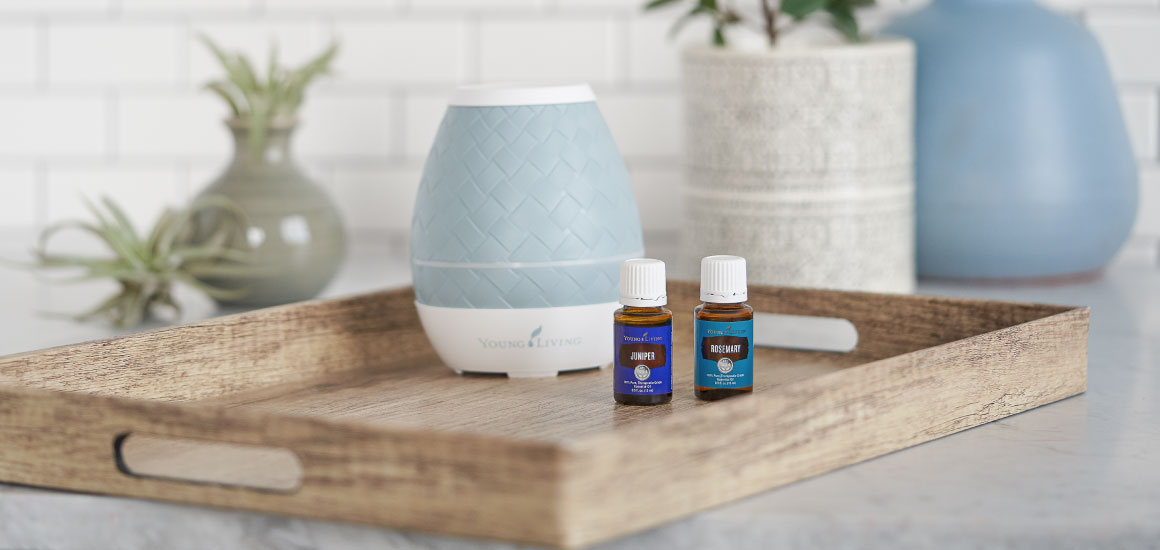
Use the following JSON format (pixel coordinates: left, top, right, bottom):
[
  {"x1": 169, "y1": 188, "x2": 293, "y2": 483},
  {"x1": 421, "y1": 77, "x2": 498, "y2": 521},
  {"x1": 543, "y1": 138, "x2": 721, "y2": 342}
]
[
  {"x1": 753, "y1": 313, "x2": 858, "y2": 353},
  {"x1": 114, "y1": 433, "x2": 303, "y2": 493}
]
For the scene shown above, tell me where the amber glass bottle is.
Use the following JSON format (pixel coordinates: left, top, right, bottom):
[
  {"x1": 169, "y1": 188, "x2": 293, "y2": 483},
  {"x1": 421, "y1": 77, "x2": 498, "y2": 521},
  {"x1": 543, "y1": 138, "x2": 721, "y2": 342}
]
[
  {"x1": 694, "y1": 256, "x2": 754, "y2": 401},
  {"x1": 613, "y1": 259, "x2": 673, "y2": 406}
]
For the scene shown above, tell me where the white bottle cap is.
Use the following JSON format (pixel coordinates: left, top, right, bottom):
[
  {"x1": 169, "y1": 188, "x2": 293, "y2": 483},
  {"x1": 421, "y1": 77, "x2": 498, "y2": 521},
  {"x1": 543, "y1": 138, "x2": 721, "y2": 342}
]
[
  {"x1": 619, "y1": 258, "x2": 667, "y2": 307},
  {"x1": 700, "y1": 255, "x2": 748, "y2": 303}
]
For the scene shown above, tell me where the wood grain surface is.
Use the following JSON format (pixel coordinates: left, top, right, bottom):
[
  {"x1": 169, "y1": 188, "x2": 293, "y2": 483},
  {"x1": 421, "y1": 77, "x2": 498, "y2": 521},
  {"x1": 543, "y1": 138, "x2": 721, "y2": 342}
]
[{"x1": 0, "y1": 282, "x2": 1088, "y2": 548}]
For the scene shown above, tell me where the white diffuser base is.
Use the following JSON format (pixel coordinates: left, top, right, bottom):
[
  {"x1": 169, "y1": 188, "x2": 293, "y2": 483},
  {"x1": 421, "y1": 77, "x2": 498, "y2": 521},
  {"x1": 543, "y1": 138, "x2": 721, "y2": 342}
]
[{"x1": 415, "y1": 302, "x2": 619, "y2": 378}]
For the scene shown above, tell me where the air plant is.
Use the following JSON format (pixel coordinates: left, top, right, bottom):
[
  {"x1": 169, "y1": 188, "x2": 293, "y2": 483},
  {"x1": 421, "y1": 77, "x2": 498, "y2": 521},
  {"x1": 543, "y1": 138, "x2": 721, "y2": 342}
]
[
  {"x1": 23, "y1": 196, "x2": 259, "y2": 328},
  {"x1": 645, "y1": 0, "x2": 875, "y2": 46},
  {"x1": 199, "y1": 34, "x2": 339, "y2": 160}
]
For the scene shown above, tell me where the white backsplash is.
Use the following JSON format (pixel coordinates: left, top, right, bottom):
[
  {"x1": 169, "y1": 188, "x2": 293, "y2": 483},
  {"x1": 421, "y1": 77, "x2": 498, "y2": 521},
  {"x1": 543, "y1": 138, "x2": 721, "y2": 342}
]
[{"x1": 0, "y1": 0, "x2": 1155, "y2": 246}]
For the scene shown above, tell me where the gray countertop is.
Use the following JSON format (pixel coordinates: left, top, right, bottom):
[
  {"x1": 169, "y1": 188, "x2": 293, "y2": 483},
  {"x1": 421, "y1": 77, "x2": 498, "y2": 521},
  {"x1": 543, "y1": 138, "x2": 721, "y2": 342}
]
[{"x1": 1, "y1": 234, "x2": 1158, "y2": 550}]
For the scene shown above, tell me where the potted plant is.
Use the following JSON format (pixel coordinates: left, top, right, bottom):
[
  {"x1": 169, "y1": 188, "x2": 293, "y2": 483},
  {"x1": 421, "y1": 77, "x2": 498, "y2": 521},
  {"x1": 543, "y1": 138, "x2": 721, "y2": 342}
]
[
  {"x1": 193, "y1": 35, "x2": 347, "y2": 306},
  {"x1": 20, "y1": 196, "x2": 256, "y2": 328},
  {"x1": 648, "y1": 0, "x2": 916, "y2": 293}
]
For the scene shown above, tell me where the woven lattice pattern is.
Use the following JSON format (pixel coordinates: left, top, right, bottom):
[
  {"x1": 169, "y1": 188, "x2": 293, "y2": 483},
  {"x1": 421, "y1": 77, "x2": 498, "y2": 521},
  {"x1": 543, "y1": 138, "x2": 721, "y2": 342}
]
[{"x1": 411, "y1": 102, "x2": 643, "y2": 308}]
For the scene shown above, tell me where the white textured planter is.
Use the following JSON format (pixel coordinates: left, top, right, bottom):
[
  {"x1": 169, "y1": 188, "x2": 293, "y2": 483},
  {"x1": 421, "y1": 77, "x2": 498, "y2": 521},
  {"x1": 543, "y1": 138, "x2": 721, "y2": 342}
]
[{"x1": 680, "y1": 39, "x2": 916, "y2": 293}]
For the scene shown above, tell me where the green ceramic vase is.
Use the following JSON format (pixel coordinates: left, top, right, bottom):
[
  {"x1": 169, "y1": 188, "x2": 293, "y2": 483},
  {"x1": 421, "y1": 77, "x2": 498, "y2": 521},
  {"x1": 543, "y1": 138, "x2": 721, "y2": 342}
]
[{"x1": 192, "y1": 119, "x2": 347, "y2": 307}]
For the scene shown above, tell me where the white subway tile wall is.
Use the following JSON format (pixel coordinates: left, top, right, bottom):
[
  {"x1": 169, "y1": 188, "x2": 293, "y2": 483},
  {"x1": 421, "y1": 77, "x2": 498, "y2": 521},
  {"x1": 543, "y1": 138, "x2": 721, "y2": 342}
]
[
  {"x1": 1088, "y1": 14, "x2": 1160, "y2": 84},
  {"x1": 0, "y1": 166, "x2": 36, "y2": 227},
  {"x1": 0, "y1": 0, "x2": 1155, "y2": 250},
  {"x1": 333, "y1": 19, "x2": 468, "y2": 83},
  {"x1": 1140, "y1": 166, "x2": 1160, "y2": 236},
  {"x1": 1120, "y1": 90, "x2": 1158, "y2": 159},
  {"x1": 48, "y1": 23, "x2": 182, "y2": 86},
  {"x1": 0, "y1": 24, "x2": 37, "y2": 86},
  {"x1": 188, "y1": 21, "x2": 323, "y2": 84},
  {"x1": 478, "y1": 19, "x2": 617, "y2": 82},
  {"x1": 45, "y1": 165, "x2": 181, "y2": 225},
  {"x1": 117, "y1": 93, "x2": 231, "y2": 157},
  {"x1": 0, "y1": 95, "x2": 107, "y2": 157}
]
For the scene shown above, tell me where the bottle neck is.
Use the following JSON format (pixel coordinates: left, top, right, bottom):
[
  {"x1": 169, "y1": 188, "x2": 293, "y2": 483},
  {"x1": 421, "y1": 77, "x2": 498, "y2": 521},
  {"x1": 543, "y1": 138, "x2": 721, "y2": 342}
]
[
  {"x1": 621, "y1": 305, "x2": 667, "y2": 314},
  {"x1": 700, "y1": 301, "x2": 746, "y2": 311},
  {"x1": 228, "y1": 120, "x2": 295, "y2": 167}
]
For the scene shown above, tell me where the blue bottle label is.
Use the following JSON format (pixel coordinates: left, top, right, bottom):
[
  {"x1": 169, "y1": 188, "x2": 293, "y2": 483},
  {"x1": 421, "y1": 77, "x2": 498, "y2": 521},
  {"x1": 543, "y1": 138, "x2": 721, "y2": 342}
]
[
  {"x1": 613, "y1": 324, "x2": 673, "y2": 395},
  {"x1": 695, "y1": 319, "x2": 754, "y2": 389}
]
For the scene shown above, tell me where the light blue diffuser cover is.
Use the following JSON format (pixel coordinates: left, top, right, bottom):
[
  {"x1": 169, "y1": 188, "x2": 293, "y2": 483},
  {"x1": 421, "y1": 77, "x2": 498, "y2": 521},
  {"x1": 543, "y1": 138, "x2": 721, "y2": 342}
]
[{"x1": 410, "y1": 83, "x2": 644, "y2": 377}]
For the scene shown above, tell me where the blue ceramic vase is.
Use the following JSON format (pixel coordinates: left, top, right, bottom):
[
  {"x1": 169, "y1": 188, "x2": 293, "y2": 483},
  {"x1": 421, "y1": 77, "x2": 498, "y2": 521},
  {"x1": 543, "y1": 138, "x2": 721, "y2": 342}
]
[
  {"x1": 410, "y1": 83, "x2": 645, "y2": 377},
  {"x1": 886, "y1": 0, "x2": 1137, "y2": 279}
]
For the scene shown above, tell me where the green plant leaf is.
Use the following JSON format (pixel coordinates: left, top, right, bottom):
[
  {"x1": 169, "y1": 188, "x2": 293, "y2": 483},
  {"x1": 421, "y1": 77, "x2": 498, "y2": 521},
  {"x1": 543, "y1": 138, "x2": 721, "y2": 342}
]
[
  {"x1": 172, "y1": 272, "x2": 252, "y2": 300},
  {"x1": 38, "y1": 218, "x2": 139, "y2": 271},
  {"x1": 100, "y1": 195, "x2": 142, "y2": 247},
  {"x1": 299, "y1": 41, "x2": 339, "y2": 77},
  {"x1": 247, "y1": 96, "x2": 269, "y2": 160},
  {"x1": 267, "y1": 40, "x2": 279, "y2": 91},
  {"x1": 285, "y1": 41, "x2": 338, "y2": 113},
  {"x1": 28, "y1": 252, "x2": 118, "y2": 269},
  {"x1": 169, "y1": 245, "x2": 251, "y2": 264},
  {"x1": 198, "y1": 34, "x2": 234, "y2": 78},
  {"x1": 23, "y1": 193, "x2": 261, "y2": 328},
  {"x1": 73, "y1": 289, "x2": 131, "y2": 323},
  {"x1": 668, "y1": 4, "x2": 713, "y2": 39},
  {"x1": 185, "y1": 195, "x2": 251, "y2": 249},
  {"x1": 80, "y1": 196, "x2": 146, "y2": 269},
  {"x1": 188, "y1": 194, "x2": 250, "y2": 224},
  {"x1": 65, "y1": 264, "x2": 153, "y2": 284},
  {"x1": 193, "y1": 222, "x2": 234, "y2": 253},
  {"x1": 826, "y1": 1, "x2": 861, "y2": 42},
  {"x1": 644, "y1": 0, "x2": 869, "y2": 46},
  {"x1": 146, "y1": 208, "x2": 179, "y2": 258},
  {"x1": 182, "y1": 261, "x2": 277, "y2": 279},
  {"x1": 234, "y1": 53, "x2": 263, "y2": 95},
  {"x1": 116, "y1": 287, "x2": 146, "y2": 328},
  {"x1": 199, "y1": 33, "x2": 337, "y2": 155},
  {"x1": 781, "y1": 0, "x2": 828, "y2": 20},
  {"x1": 204, "y1": 81, "x2": 242, "y2": 117},
  {"x1": 199, "y1": 34, "x2": 253, "y2": 113},
  {"x1": 152, "y1": 290, "x2": 183, "y2": 323}
]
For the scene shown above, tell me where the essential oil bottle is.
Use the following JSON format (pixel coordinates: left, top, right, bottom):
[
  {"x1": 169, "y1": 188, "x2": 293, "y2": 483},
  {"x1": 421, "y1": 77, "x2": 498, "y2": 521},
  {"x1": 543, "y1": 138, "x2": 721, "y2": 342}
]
[
  {"x1": 613, "y1": 258, "x2": 673, "y2": 406},
  {"x1": 694, "y1": 255, "x2": 754, "y2": 401}
]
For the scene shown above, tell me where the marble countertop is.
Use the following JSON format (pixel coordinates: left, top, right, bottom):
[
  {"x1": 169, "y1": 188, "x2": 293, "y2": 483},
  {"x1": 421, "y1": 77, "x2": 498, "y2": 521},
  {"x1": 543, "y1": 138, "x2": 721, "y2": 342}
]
[{"x1": 1, "y1": 235, "x2": 1157, "y2": 550}]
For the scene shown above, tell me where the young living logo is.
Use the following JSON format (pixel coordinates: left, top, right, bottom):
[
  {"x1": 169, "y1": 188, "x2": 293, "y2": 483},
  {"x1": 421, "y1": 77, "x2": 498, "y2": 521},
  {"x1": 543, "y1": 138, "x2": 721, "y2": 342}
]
[
  {"x1": 478, "y1": 325, "x2": 583, "y2": 350},
  {"x1": 706, "y1": 325, "x2": 746, "y2": 336},
  {"x1": 622, "y1": 331, "x2": 664, "y2": 343}
]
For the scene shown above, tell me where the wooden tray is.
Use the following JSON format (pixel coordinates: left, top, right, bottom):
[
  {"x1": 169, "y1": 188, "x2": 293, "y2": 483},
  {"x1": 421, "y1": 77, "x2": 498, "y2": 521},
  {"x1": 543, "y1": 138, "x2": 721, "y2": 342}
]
[{"x1": 0, "y1": 282, "x2": 1088, "y2": 548}]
